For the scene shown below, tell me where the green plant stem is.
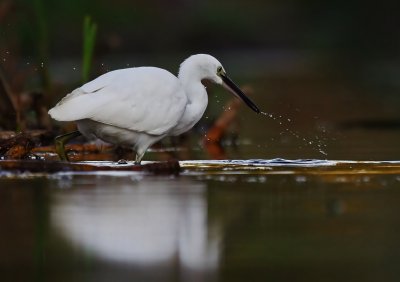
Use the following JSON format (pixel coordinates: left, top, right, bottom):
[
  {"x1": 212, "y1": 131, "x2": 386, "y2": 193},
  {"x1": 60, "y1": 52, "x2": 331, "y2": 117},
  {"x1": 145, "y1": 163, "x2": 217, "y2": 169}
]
[{"x1": 82, "y1": 16, "x2": 97, "y2": 83}]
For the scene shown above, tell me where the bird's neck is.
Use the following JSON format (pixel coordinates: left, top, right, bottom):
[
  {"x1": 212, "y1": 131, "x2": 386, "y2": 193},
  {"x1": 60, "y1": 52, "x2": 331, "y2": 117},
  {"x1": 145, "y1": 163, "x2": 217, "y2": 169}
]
[
  {"x1": 182, "y1": 79, "x2": 208, "y2": 117},
  {"x1": 177, "y1": 61, "x2": 209, "y2": 123},
  {"x1": 178, "y1": 69, "x2": 207, "y2": 104},
  {"x1": 173, "y1": 73, "x2": 208, "y2": 134}
]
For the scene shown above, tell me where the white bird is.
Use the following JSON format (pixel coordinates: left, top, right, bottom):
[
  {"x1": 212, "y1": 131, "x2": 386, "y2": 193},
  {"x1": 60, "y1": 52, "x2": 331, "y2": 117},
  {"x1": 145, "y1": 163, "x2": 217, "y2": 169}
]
[{"x1": 48, "y1": 54, "x2": 260, "y2": 163}]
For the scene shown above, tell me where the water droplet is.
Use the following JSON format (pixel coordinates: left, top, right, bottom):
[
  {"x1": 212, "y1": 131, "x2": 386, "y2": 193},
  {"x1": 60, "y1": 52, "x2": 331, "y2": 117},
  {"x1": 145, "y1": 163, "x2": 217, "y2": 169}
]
[
  {"x1": 259, "y1": 109, "x2": 328, "y2": 157},
  {"x1": 319, "y1": 150, "x2": 328, "y2": 156}
]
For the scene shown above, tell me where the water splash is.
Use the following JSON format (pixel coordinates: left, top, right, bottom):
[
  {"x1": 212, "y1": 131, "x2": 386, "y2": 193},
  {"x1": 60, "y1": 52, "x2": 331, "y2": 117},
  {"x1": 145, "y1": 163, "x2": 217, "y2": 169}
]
[{"x1": 260, "y1": 111, "x2": 328, "y2": 156}]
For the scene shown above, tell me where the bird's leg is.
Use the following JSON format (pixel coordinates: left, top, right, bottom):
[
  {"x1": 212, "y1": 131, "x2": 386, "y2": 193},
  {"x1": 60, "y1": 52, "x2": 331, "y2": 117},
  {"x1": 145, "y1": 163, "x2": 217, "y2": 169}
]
[
  {"x1": 55, "y1": 131, "x2": 82, "y2": 161},
  {"x1": 134, "y1": 151, "x2": 145, "y2": 165}
]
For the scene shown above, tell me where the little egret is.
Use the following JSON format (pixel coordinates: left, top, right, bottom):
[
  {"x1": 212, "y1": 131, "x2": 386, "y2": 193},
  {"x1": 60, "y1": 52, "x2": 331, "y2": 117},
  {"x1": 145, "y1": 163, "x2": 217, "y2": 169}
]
[{"x1": 48, "y1": 54, "x2": 260, "y2": 163}]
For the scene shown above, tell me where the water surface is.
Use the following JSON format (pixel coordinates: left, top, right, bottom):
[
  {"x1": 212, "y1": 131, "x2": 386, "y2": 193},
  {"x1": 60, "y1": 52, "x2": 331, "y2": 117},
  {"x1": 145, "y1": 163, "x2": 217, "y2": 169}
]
[{"x1": 1, "y1": 159, "x2": 400, "y2": 282}]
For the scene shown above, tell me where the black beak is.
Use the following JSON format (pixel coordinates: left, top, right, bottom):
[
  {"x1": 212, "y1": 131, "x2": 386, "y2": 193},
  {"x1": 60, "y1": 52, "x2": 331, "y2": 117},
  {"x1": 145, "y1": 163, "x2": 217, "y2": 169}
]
[{"x1": 220, "y1": 73, "x2": 261, "y2": 114}]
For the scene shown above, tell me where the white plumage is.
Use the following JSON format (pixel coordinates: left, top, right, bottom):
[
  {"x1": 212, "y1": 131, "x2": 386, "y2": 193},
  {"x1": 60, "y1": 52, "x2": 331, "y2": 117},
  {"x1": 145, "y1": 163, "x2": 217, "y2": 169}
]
[{"x1": 48, "y1": 54, "x2": 260, "y2": 163}]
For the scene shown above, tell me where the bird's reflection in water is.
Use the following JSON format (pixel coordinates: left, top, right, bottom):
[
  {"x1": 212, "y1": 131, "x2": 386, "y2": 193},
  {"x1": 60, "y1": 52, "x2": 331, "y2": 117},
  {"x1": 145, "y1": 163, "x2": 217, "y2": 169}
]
[{"x1": 51, "y1": 176, "x2": 220, "y2": 281}]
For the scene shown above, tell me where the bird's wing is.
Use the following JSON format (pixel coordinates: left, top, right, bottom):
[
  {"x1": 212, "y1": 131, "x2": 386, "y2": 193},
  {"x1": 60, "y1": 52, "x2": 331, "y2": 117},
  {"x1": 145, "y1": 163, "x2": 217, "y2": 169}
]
[{"x1": 48, "y1": 67, "x2": 188, "y2": 135}]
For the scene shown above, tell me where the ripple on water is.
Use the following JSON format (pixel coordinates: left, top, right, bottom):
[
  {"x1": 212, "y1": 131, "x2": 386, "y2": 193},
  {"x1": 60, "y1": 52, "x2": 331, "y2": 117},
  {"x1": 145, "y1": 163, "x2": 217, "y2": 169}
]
[
  {"x1": 181, "y1": 158, "x2": 338, "y2": 168},
  {"x1": 180, "y1": 159, "x2": 400, "y2": 177}
]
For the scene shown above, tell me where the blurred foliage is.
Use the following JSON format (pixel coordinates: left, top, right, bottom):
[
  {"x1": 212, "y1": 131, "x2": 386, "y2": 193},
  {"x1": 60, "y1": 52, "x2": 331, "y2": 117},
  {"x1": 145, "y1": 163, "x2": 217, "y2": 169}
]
[
  {"x1": 2, "y1": 0, "x2": 399, "y2": 60},
  {"x1": 32, "y1": 0, "x2": 50, "y2": 90},
  {"x1": 0, "y1": 0, "x2": 399, "y2": 130},
  {"x1": 82, "y1": 16, "x2": 97, "y2": 83}
]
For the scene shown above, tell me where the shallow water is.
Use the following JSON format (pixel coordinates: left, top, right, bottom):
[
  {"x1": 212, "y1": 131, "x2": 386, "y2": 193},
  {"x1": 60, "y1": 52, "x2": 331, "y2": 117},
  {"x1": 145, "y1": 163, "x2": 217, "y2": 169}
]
[{"x1": 1, "y1": 159, "x2": 400, "y2": 282}]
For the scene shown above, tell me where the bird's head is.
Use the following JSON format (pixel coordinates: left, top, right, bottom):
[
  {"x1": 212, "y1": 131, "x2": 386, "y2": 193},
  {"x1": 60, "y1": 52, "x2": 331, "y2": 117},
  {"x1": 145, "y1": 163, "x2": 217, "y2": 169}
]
[{"x1": 179, "y1": 54, "x2": 260, "y2": 114}]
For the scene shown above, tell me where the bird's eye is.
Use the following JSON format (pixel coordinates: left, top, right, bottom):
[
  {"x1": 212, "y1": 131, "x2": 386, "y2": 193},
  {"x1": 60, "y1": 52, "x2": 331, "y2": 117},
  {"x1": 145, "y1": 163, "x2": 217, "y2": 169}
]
[{"x1": 217, "y1": 66, "x2": 223, "y2": 74}]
